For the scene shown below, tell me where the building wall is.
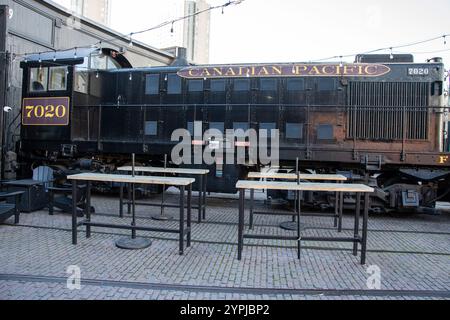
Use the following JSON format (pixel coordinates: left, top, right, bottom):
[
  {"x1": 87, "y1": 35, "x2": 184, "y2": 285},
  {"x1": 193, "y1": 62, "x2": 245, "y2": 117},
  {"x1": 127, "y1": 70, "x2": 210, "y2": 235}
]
[
  {"x1": 183, "y1": 0, "x2": 210, "y2": 64},
  {"x1": 116, "y1": 0, "x2": 210, "y2": 64},
  {"x1": 0, "y1": 0, "x2": 174, "y2": 175}
]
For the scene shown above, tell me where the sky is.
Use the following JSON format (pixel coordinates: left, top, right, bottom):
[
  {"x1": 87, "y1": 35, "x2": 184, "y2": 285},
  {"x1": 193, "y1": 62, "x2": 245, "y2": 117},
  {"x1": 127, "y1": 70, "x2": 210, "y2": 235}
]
[
  {"x1": 51, "y1": 0, "x2": 450, "y2": 67},
  {"x1": 107, "y1": 0, "x2": 450, "y2": 67}
]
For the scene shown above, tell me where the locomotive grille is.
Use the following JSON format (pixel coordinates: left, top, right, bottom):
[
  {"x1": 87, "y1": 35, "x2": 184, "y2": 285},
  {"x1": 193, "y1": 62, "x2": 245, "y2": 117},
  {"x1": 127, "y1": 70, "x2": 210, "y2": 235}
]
[{"x1": 347, "y1": 82, "x2": 429, "y2": 140}]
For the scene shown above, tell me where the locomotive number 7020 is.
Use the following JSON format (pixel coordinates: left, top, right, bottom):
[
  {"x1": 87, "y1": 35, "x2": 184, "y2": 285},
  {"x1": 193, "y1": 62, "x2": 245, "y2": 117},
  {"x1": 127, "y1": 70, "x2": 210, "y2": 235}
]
[
  {"x1": 24, "y1": 105, "x2": 67, "y2": 119},
  {"x1": 22, "y1": 97, "x2": 70, "y2": 126}
]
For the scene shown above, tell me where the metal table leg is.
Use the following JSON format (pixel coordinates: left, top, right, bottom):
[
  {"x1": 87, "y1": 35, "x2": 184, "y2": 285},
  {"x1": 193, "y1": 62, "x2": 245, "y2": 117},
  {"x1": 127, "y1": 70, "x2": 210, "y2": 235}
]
[
  {"x1": 353, "y1": 192, "x2": 361, "y2": 256},
  {"x1": 179, "y1": 186, "x2": 185, "y2": 255},
  {"x1": 187, "y1": 184, "x2": 192, "y2": 248},
  {"x1": 48, "y1": 189, "x2": 54, "y2": 216},
  {"x1": 202, "y1": 174, "x2": 207, "y2": 220},
  {"x1": 119, "y1": 183, "x2": 124, "y2": 218},
  {"x1": 198, "y1": 175, "x2": 203, "y2": 223},
  {"x1": 131, "y1": 183, "x2": 136, "y2": 239},
  {"x1": 338, "y1": 191, "x2": 344, "y2": 232},
  {"x1": 86, "y1": 181, "x2": 91, "y2": 238},
  {"x1": 72, "y1": 180, "x2": 78, "y2": 245},
  {"x1": 334, "y1": 191, "x2": 339, "y2": 228},
  {"x1": 238, "y1": 188, "x2": 245, "y2": 260},
  {"x1": 361, "y1": 192, "x2": 369, "y2": 265},
  {"x1": 297, "y1": 190, "x2": 302, "y2": 260},
  {"x1": 249, "y1": 189, "x2": 254, "y2": 230},
  {"x1": 127, "y1": 183, "x2": 131, "y2": 215}
]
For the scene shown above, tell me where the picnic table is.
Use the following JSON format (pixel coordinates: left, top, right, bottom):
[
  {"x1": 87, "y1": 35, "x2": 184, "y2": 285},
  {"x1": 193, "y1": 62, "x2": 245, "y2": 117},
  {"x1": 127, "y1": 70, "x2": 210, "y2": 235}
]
[
  {"x1": 118, "y1": 166, "x2": 209, "y2": 223},
  {"x1": 247, "y1": 172, "x2": 348, "y2": 231},
  {"x1": 236, "y1": 180, "x2": 374, "y2": 265},
  {"x1": 67, "y1": 173, "x2": 195, "y2": 255}
]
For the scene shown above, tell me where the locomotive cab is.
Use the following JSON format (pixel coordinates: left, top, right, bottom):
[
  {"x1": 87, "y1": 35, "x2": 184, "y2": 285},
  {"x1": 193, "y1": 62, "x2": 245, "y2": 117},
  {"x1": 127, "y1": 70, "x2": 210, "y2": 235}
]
[{"x1": 19, "y1": 48, "x2": 131, "y2": 171}]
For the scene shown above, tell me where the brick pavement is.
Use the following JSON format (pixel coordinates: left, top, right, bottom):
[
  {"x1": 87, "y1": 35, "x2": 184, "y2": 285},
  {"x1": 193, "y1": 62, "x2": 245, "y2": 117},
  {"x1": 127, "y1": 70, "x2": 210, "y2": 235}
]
[{"x1": 0, "y1": 191, "x2": 449, "y2": 300}]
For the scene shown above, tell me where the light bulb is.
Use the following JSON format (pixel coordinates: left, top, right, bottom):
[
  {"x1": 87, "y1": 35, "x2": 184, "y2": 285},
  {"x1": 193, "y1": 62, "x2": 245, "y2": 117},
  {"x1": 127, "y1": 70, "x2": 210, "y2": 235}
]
[
  {"x1": 444, "y1": 35, "x2": 447, "y2": 46},
  {"x1": 389, "y1": 48, "x2": 394, "y2": 60},
  {"x1": 96, "y1": 71, "x2": 99, "y2": 78},
  {"x1": 129, "y1": 73, "x2": 133, "y2": 81}
]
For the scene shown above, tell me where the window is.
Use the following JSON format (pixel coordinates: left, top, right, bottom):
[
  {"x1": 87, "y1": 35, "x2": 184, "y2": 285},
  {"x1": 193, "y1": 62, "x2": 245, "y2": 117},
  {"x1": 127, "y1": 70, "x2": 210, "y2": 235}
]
[
  {"x1": 260, "y1": 79, "x2": 277, "y2": 91},
  {"x1": 318, "y1": 78, "x2": 335, "y2": 91},
  {"x1": 90, "y1": 53, "x2": 120, "y2": 70},
  {"x1": 260, "y1": 122, "x2": 276, "y2": 131},
  {"x1": 145, "y1": 121, "x2": 158, "y2": 136},
  {"x1": 287, "y1": 79, "x2": 304, "y2": 91},
  {"x1": 49, "y1": 67, "x2": 67, "y2": 91},
  {"x1": 75, "y1": 57, "x2": 89, "y2": 94},
  {"x1": 90, "y1": 54, "x2": 107, "y2": 70},
  {"x1": 209, "y1": 122, "x2": 224, "y2": 132},
  {"x1": 188, "y1": 80, "x2": 203, "y2": 92},
  {"x1": 145, "y1": 74, "x2": 160, "y2": 95},
  {"x1": 286, "y1": 123, "x2": 303, "y2": 139},
  {"x1": 233, "y1": 122, "x2": 249, "y2": 131},
  {"x1": 187, "y1": 122, "x2": 194, "y2": 136},
  {"x1": 317, "y1": 124, "x2": 334, "y2": 140},
  {"x1": 29, "y1": 67, "x2": 48, "y2": 92},
  {"x1": 211, "y1": 79, "x2": 226, "y2": 92},
  {"x1": 167, "y1": 74, "x2": 182, "y2": 94},
  {"x1": 234, "y1": 79, "x2": 250, "y2": 91}
]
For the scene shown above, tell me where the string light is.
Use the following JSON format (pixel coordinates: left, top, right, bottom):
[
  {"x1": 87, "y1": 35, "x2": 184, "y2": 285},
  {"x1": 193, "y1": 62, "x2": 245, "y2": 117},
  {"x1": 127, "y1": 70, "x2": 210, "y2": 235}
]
[
  {"x1": 98, "y1": 41, "x2": 103, "y2": 54},
  {"x1": 129, "y1": 73, "x2": 133, "y2": 81},
  {"x1": 129, "y1": 33, "x2": 133, "y2": 47},
  {"x1": 74, "y1": 47, "x2": 77, "y2": 59},
  {"x1": 38, "y1": 53, "x2": 41, "y2": 64},
  {"x1": 389, "y1": 47, "x2": 394, "y2": 60},
  {"x1": 53, "y1": 51, "x2": 57, "y2": 62},
  {"x1": 96, "y1": 71, "x2": 99, "y2": 78},
  {"x1": 5, "y1": 0, "x2": 447, "y2": 66},
  {"x1": 170, "y1": 22, "x2": 174, "y2": 34},
  {"x1": 8, "y1": 0, "x2": 246, "y2": 62},
  {"x1": 339, "y1": 56, "x2": 344, "y2": 67}
]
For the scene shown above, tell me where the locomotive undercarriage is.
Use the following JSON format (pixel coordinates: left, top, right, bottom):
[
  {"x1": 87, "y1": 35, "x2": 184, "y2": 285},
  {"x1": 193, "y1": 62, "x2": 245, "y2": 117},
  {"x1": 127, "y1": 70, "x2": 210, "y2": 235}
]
[{"x1": 17, "y1": 146, "x2": 450, "y2": 215}]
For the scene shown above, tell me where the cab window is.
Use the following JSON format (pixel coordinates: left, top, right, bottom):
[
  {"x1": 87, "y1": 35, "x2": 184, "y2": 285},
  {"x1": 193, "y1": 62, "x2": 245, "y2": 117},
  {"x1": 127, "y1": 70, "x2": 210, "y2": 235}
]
[
  {"x1": 75, "y1": 57, "x2": 89, "y2": 94},
  {"x1": 29, "y1": 67, "x2": 48, "y2": 92},
  {"x1": 49, "y1": 66, "x2": 68, "y2": 91}
]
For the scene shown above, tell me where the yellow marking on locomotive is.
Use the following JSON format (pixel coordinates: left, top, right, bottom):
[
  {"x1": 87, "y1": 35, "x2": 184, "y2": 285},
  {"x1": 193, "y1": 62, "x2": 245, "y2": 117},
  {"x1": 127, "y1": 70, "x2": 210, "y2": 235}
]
[{"x1": 439, "y1": 156, "x2": 449, "y2": 164}]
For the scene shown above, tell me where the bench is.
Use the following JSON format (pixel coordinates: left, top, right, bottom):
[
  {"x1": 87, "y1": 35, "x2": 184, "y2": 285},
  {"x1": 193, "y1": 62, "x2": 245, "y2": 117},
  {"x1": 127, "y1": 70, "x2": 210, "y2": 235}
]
[
  {"x1": 236, "y1": 180, "x2": 374, "y2": 265},
  {"x1": 0, "y1": 191, "x2": 25, "y2": 224},
  {"x1": 247, "y1": 172, "x2": 348, "y2": 231},
  {"x1": 117, "y1": 166, "x2": 209, "y2": 223}
]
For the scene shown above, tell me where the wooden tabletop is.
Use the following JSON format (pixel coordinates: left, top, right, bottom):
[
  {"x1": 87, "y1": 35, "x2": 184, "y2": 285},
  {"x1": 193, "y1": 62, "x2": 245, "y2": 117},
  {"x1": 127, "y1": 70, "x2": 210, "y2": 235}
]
[
  {"x1": 247, "y1": 172, "x2": 348, "y2": 181},
  {"x1": 236, "y1": 180, "x2": 374, "y2": 193},
  {"x1": 67, "y1": 173, "x2": 195, "y2": 186},
  {"x1": 118, "y1": 166, "x2": 210, "y2": 175}
]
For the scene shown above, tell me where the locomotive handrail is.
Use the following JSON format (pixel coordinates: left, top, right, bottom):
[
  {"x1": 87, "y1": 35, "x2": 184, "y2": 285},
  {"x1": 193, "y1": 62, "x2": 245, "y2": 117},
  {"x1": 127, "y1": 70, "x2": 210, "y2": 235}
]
[{"x1": 70, "y1": 103, "x2": 449, "y2": 111}]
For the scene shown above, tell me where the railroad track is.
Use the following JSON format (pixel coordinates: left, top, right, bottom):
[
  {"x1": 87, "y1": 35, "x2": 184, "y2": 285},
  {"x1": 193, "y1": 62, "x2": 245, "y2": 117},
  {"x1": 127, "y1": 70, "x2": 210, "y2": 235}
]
[{"x1": 0, "y1": 273, "x2": 448, "y2": 298}]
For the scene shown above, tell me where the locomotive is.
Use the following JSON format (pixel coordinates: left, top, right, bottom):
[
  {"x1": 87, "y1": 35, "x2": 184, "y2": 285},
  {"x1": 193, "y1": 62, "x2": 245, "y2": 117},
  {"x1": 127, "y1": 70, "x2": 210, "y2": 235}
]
[{"x1": 17, "y1": 47, "x2": 450, "y2": 213}]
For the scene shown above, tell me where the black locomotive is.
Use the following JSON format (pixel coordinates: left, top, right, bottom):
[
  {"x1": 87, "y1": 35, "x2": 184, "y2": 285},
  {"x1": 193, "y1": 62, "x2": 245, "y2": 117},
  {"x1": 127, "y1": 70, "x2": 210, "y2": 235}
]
[{"x1": 18, "y1": 47, "x2": 450, "y2": 213}]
